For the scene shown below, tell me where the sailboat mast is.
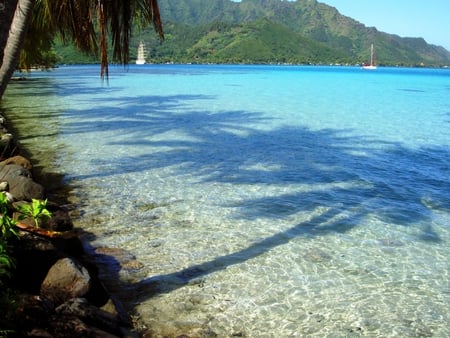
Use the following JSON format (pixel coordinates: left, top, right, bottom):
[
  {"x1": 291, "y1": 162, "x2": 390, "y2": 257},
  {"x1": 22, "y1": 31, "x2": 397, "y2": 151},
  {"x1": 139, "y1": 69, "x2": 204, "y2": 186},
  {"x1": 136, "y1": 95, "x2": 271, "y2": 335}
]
[
  {"x1": 370, "y1": 44, "x2": 374, "y2": 66},
  {"x1": 362, "y1": 43, "x2": 377, "y2": 69}
]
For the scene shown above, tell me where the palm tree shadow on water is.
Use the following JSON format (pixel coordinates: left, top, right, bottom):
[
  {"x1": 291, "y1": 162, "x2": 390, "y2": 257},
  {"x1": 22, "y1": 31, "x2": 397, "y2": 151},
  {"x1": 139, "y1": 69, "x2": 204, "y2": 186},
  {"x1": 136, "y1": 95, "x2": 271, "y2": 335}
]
[
  {"x1": 67, "y1": 92, "x2": 450, "y2": 311},
  {"x1": 3, "y1": 71, "x2": 449, "y2": 335},
  {"x1": 131, "y1": 149, "x2": 447, "y2": 300},
  {"x1": 5, "y1": 74, "x2": 449, "y2": 312}
]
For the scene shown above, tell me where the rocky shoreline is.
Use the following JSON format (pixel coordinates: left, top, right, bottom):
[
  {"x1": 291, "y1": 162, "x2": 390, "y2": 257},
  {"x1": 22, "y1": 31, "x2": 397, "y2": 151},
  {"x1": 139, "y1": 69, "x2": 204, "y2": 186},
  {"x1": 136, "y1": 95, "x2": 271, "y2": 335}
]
[{"x1": 0, "y1": 114, "x2": 137, "y2": 337}]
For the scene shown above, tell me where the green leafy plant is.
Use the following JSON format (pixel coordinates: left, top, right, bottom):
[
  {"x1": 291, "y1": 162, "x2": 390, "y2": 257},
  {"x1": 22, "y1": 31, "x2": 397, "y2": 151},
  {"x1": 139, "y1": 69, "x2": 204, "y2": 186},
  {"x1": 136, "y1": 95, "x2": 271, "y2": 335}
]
[
  {"x1": 0, "y1": 192, "x2": 17, "y2": 288},
  {"x1": 0, "y1": 193, "x2": 18, "y2": 240},
  {"x1": 16, "y1": 199, "x2": 52, "y2": 228},
  {"x1": 0, "y1": 194, "x2": 52, "y2": 284},
  {"x1": 0, "y1": 193, "x2": 22, "y2": 337},
  {"x1": 0, "y1": 196, "x2": 52, "y2": 336}
]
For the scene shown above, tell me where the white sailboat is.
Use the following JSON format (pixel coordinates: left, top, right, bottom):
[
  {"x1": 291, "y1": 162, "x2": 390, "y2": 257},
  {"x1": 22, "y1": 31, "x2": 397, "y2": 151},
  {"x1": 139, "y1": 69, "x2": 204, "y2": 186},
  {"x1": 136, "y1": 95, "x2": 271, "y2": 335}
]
[
  {"x1": 136, "y1": 41, "x2": 146, "y2": 65},
  {"x1": 362, "y1": 44, "x2": 377, "y2": 70}
]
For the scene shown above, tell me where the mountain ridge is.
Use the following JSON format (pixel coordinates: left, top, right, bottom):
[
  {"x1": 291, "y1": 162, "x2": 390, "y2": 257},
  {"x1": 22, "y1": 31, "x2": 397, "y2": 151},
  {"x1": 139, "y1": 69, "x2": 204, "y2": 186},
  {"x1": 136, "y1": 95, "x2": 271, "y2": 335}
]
[{"x1": 56, "y1": 0, "x2": 450, "y2": 66}]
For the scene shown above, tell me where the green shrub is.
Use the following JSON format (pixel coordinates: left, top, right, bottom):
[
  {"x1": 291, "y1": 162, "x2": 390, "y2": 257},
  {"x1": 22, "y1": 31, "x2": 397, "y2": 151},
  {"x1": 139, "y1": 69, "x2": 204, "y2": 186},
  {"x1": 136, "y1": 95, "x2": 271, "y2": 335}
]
[
  {"x1": 0, "y1": 192, "x2": 18, "y2": 285},
  {"x1": 16, "y1": 199, "x2": 52, "y2": 228}
]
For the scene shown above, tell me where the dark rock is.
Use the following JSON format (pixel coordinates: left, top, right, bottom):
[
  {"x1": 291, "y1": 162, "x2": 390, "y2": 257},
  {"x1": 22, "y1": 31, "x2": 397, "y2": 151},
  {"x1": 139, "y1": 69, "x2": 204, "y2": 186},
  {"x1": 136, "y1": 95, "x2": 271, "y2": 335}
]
[
  {"x1": 45, "y1": 203, "x2": 74, "y2": 232},
  {"x1": 27, "y1": 328, "x2": 54, "y2": 337},
  {"x1": 50, "y1": 318, "x2": 123, "y2": 338},
  {"x1": 10, "y1": 295, "x2": 54, "y2": 336},
  {"x1": 48, "y1": 315, "x2": 99, "y2": 337},
  {"x1": 12, "y1": 233, "x2": 64, "y2": 293},
  {"x1": 55, "y1": 298, "x2": 125, "y2": 336},
  {"x1": 0, "y1": 131, "x2": 20, "y2": 159},
  {"x1": 8, "y1": 175, "x2": 45, "y2": 200},
  {"x1": 40, "y1": 257, "x2": 91, "y2": 306}
]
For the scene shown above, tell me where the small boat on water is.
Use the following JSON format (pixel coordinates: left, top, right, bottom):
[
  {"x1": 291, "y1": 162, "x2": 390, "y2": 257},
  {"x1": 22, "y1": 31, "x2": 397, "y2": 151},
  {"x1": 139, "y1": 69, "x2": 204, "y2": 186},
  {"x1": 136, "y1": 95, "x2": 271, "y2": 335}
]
[
  {"x1": 136, "y1": 41, "x2": 146, "y2": 65},
  {"x1": 362, "y1": 44, "x2": 377, "y2": 70}
]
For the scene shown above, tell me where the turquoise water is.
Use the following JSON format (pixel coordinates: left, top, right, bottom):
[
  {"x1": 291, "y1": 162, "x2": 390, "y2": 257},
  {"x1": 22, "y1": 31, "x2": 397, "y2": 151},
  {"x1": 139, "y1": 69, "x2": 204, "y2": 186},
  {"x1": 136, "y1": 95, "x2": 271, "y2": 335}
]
[{"x1": 3, "y1": 65, "x2": 450, "y2": 337}]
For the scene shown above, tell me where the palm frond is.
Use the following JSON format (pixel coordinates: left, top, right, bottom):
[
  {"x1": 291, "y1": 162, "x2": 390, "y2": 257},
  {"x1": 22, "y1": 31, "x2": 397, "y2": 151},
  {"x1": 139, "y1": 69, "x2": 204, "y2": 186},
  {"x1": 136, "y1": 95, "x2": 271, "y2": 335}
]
[{"x1": 28, "y1": 0, "x2": 164, "y2": 79}]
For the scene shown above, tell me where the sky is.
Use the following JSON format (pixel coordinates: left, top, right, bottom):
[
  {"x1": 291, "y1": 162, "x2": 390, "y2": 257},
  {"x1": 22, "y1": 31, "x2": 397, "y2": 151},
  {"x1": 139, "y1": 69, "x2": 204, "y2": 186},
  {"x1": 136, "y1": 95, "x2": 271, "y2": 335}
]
[
  {"x1": 319, "y1": 0, "x2": 450, "y2": 50},
  {"x1": 231, "y1": 0, "x2": 450, "y2": 50}
]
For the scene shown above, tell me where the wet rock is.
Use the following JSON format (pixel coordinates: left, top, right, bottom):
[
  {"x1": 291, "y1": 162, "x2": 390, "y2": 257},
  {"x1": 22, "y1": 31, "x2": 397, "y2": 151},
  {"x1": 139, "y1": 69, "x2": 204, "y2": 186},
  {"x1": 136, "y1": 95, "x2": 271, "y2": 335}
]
[
  {"x1": 55, "y1": 298, "x2": 124, "y2": 336},
  {"x1": 45, "y1": 203, "x2": 74, "y2": 232},
  {"x1": 40, "y1": 257, "x2": 91, "y2": 306}
]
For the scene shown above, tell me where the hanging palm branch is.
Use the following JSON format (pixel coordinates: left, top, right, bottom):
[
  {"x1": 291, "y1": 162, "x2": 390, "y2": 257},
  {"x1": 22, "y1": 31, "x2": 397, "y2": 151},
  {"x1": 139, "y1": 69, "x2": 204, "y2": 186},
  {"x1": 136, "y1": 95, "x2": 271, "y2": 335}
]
[{"x1": 27, "y1": 0, "x2": 164, "y2": 78}]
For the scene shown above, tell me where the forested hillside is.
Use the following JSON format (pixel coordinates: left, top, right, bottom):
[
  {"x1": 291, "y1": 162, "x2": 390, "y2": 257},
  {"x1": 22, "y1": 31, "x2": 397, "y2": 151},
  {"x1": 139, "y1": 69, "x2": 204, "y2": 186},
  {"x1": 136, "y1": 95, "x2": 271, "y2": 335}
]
[{"x1": 55, "y1": 0, "x2": 450, "y2": 67}]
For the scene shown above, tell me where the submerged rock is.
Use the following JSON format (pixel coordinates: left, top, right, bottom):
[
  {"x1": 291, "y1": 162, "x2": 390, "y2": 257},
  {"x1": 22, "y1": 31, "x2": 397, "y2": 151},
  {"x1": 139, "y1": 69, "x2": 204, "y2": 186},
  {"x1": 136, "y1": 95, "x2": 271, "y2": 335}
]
[{"x1": 94, "y1": 246, "x2": 145, "y2": 273}]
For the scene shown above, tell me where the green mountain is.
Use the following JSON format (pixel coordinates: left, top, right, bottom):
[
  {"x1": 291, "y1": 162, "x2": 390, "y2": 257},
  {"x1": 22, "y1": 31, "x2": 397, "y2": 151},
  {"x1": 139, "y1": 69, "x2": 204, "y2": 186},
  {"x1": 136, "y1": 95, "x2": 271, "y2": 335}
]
[{"x1": 56, "y1": 0, "x2": 450, "y2": 66}]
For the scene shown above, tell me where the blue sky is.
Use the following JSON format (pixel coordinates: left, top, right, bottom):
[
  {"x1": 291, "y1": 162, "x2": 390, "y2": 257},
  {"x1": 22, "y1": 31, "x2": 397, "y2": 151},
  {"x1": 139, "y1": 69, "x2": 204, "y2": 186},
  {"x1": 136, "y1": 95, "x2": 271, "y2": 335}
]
[
  {"x1": 320, "y1": 0, "x2": 450, "y2": 50},
  {"x1": 231, "y1": 0, "x2": 450, "y2": 50}
]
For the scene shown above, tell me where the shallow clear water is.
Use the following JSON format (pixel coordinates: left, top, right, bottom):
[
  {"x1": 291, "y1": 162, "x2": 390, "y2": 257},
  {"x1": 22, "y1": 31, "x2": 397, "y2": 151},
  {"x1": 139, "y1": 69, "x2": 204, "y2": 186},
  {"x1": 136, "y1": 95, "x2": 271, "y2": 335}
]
[{"x1": 3, "y1": 65, "x2": 450, "y2": 337}]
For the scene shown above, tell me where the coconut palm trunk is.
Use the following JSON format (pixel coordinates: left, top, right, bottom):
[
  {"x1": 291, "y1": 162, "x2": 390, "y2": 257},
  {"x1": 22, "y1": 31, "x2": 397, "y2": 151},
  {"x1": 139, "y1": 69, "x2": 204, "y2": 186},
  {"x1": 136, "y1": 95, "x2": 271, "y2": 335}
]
[{"x1": 0, "y1": 0, "x2": 35, "y2": 100}]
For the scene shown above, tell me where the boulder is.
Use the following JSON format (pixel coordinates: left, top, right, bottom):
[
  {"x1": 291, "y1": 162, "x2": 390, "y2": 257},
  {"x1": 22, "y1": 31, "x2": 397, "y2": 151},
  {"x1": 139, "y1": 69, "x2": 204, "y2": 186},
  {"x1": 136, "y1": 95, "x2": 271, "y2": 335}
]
[
  {"x1": 0, "y1": 163, "x2": 32, "y2": 180},
  {"x1": 40, "y1": 257, "x2": 91, "y2": 306},
  {"x1": 8, "y1": 175, "x2": 45, "y2": 201},
  {"x1": 0, "y1": 155, "x2": 33, "y2": 170},
  {"x1": 0, "y1": 163, "x2": 44, "y2": 200}
]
